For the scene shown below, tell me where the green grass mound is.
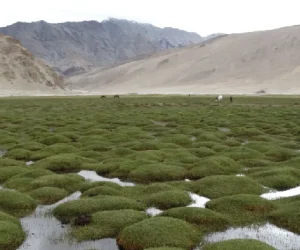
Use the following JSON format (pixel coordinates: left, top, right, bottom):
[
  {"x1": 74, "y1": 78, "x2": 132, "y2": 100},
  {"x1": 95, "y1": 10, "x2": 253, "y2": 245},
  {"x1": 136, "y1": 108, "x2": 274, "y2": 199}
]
[
  {"x1": 160, "y1": 207, "x2": 229, "y2": 233},
  {"x1": 79, "y1": 181, "x2": 122, "y2": 193},
  {"x1": 108, "y1": 159, "x2": 152, "y2": 178},
  {"x1": 222, "y1": 148, "x2": 266, "y2": 161},
  {"x1": 9, "y1": 142, "x2": 45, "y2": 151},
  {"x1": 238, "y1": 159, "x2": 272, "y2": 168},
  {"x1": 159, "y1": 134, "x2": 193, "y2": 146},
  {"x1": 117, "y1": 217, "x2": 201, "y2": 250},
  {"x1": 128, "y1": 141, "x2": 160, "y2": 151},
  {"x1": 160, "y1": 149, "x2": 201, "y2": 165},
  {"x1": 206, "y1": 194, "x2": 275, "y2": 225},
  {"x1": 244, "y1": 141, "x2": 280, "y2": 153},
  {"x1": 121, "y1": 183, "x2": 177, "y2": 200},
  {"x1": 249, "y1": 167, "x2": 300, "y2": 190},
  {"x1": 73, "y1": 209, "x2": 148, "y2": 241},
  {"x1": 0, "y1": 190, "x2": 37, "y2": 217},
  {"x1": 82, "y1": 186, "x2": 121, "y2": 197},
  {"x1": 39, "y1": 134, "x2": 72, "y2": 145},
  {"x1": 188, "y1": 147, "x2": 215, "y2": 158},
  {"x1": 4, "y1": 149, "x2": 33, "y2": 161},
  {"x1": 187, "y1": 157, "x2": 242, "y2": 179},
  {"x1": 31, "y1": 144, "x2": 79, "y2": 160},
  {"x1": 128, "y1": 163, "x2": 185, "y2": 183},
  {"x1": 3, "y1": 169, "x2": 54, "y2": 191},
  {"x1": 77, "y1": 151, "x2": 104, "y2": 160},
  {"x1": 83, "y1": 142, "x2": 111, "y2": 152},
  {"x1": 54, "y1": 196, "x2": 146, "y2": 222},
  {"x1": 0, "y1": 211, "x2": 25, "y2": 250},
  {"x1": 28, "y1": 187, "x2": 69, "y2": 204},
  {"x1": 33, "y1": 153, "x2": 94, "y2": 172},
  {"x1": 144, "y1": 190, "x2": 192, "y2": 209},
  {"x1": 265, "y1": 148, "x2": 297, "y2": 162},
  {"x1": 192, "y1": 175, "x2": 265, "y2": 199},
  {"x1": 0, "y1": 166, "x2": 29, "y2": 183},
  {"x1": 145, "y1": 248, "x2": 185, "y2": 250},
  {"x1": 269, "y1": 201, "x2": 300, "y2": 234},
  {"x1": 0, "y1": 158, "x2": 25, "y2": 168},
  {"x1": 202, "y1": 239, "x2": 276, "y2": 250},
  {"x1": 28, "y1": 173, "x2": 84, "y2": 192}
]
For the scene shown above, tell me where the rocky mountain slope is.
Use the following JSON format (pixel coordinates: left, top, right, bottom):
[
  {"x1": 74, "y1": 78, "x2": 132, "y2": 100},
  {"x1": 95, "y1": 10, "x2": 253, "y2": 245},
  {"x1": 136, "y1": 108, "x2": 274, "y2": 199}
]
[
  {"x1": 0, "y1": 34, "x2": 66, "y2": 96},
  {"x1": 0, "y1": 18, "x2": 204, "y2": 76},
  {"x1": 67, "y1": 25, "x2": 300, "y2": 95}
]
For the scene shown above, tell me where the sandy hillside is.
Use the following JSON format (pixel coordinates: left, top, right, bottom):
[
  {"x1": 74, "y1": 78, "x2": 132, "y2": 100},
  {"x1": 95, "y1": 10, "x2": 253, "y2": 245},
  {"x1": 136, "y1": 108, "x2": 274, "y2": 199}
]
[
  {"x1": 0, "y1": 34, "x2": 67, "y2": 96},
  {"x1": 68, "y1": 25, "x2": 300, "y2": 95}
]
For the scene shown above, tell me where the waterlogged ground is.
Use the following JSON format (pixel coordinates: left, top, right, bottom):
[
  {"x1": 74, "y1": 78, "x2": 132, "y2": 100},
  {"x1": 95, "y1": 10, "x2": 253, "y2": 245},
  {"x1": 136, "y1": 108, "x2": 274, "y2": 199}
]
[{"x1": 1, "y1": 95, "x2": 300, "y2": 250}]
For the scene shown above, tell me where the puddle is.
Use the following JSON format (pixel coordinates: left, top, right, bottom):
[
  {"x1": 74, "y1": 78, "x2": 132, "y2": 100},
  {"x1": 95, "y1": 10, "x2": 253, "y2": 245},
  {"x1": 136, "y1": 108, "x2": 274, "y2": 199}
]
[
  {"x1": 191, "y1": 136, "x2": 197, "y2": 141},
  {"x1": 241, "y1": 140, "x2": 249, "y2": 145},
  {"x1": 151, "y1": 120, "x2": 168, "y2": 126},
  {"x1": 0, "y1": 149, "x2": 6, "y2": 157},
  {"x1": 26, "y1": 161, "x2": 34, "y2": 166},
  {"x1": 17, "y1": 191, "x2": 119, "y2": 250},
  {"x1": 198, "y1": 223, "x2": 300, "y2": 250},
  {"x1": 261, "y1": 186, "x2": 300, "y2": 200},
  {"x1": 218, "y1": 127, "x2": 230, "y2": 133},
  {"x1": 187, "y1": 193, "x2": 210, "y2": 208},
  {"x1": 78, "y1": 170, "x2": 136, "y2": 187},
  {"x1": 146, "y1": 207, "x2": 163, "y2": 217},
  {"x1": 49, "y1": 127, "x2": 55, "y2": 132}
]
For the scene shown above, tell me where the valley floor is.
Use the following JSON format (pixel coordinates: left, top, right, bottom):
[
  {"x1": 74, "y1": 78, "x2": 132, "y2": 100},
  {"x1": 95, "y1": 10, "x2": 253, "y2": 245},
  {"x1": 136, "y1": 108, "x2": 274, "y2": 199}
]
[{"x1": 0, "y1": 95, "x2": 300, "y2": 250}]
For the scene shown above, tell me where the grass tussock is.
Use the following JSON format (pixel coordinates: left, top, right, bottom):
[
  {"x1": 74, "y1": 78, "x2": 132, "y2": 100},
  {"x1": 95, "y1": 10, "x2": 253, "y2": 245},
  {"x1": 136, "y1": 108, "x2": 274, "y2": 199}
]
[
  {"x1": 0, "y1": 211, "x2": 25, "y2": 250},
  {"x1": 160, "y1": 207, "x2": 230, "y2": 233},
  {"x1": 206, "y1": 194, "x2": 276, "y2": 225},
  {"x1": 143, "y1": 190, "x2": 192, "y2": 209},
  {"x1": 72, "y1": 209, "x2": 148, "y2": 241},
  {"x1": 117, "y1": 217, "x2": 201, "y2": 250},
  {"x1": 54, "y1": 196, "x2": 146, "y2": 222},
  {"x1": 202, "y1": 239, "x2": 276, "y2": 250},
  {"x1": 0, "y1": 190, "x2": 37, "y2": 217},
  {"x1": 191, "y1": 175, "x2": 265, "y2": 199},
  {"x1": 28, "y1": 187, "x2": 69, "y2": 204}
]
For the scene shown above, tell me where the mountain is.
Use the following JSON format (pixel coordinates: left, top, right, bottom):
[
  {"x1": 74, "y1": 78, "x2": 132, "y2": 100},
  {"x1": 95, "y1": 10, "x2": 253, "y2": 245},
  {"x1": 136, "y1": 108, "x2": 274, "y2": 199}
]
[
  {"x1": 67, "y1": 25, "x2": 300, "y2": 95},
  {"x1": 0, "y1": 18, "x2": 204, "y2": 76},
  {"x1": 0, "y1": 34, "x2": 66, "y2": 96}
]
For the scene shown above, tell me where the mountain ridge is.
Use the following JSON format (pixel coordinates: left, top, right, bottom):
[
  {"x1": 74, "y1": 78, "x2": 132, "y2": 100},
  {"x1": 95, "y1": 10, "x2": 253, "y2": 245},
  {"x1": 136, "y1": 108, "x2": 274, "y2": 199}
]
[{"x1": 0, "y1": 18, "x2": 211, "y2": 76}]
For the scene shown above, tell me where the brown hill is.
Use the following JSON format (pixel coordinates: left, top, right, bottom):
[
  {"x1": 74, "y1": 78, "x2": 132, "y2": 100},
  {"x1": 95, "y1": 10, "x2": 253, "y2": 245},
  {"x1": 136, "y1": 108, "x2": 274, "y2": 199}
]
[
  {"x1": 0, "y1": 34, "x2": 66, "y2": 96},
  {"x1": 67, "y1": 25, "x2": 300, "y2": 95}
]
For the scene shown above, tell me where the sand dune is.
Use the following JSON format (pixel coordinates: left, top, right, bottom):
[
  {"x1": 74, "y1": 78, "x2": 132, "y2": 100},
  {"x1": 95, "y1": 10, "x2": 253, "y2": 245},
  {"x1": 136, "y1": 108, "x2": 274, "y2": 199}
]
[
  {"x1": 0, "y1": 34, "x2": 67, "y2": 96},
  {"x1": 68, "y1": 25, "x2": 300, "y2": 95}
]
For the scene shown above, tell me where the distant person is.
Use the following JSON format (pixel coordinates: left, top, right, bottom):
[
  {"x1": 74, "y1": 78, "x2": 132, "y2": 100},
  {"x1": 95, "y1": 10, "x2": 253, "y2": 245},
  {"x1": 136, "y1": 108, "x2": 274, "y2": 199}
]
[{"x1": 230, "y1": 96, "x2": 233, "y2": 103}]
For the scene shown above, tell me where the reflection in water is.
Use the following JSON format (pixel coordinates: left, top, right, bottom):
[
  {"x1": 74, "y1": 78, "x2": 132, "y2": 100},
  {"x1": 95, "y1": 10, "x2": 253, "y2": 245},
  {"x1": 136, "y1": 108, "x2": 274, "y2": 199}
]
[
  {"x1": 0, "y1": 149, "x2": 6, "y2": 157},
  {"x1": 187, "y1": 193, "x2": 210, "y2": 208},
  {"x1": 17, "y1": 192, "x2": 119, "y2": 250},
  {"x1": 146, "y1": 207, "x2": 163, "y2": 217},
  {"x1": 261, "y1": 186, "x2": 300, "y2": 200},
  {"x1": 199, "y1": 223, "x2": 300, "y2": 250},
  {"x1": 78, "y1": 170, "x2": 135, "y2": 187}
]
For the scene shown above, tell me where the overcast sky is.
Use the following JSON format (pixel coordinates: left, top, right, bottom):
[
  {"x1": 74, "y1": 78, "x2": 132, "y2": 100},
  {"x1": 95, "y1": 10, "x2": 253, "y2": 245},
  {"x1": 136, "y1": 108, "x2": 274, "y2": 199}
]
[{"x1": 1, "y1": 0, "x2": 300, "y2": 36}]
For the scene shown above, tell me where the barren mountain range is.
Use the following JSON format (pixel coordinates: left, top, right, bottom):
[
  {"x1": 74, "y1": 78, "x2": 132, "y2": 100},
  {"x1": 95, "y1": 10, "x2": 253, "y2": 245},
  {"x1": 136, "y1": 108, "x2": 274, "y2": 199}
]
[
  {"x1": 0, "y1": 33, "x2": 65, "y2": 96},
  {"x1": 0, "y1": 18, "x2": 209, "y2": 76},
  {"x1": 1, "y1": 18, "x2": 300, "y2": 96},
  {"x1": 67, "y1": 25, "x2": 300, "y2": 95}
]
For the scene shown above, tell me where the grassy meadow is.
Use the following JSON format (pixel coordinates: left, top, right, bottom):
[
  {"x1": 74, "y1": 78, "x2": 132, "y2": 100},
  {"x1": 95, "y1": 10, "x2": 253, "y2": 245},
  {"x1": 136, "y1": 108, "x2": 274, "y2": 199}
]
[{"x1": 0, "y1": 95, "x2": 300, "y2": 250}]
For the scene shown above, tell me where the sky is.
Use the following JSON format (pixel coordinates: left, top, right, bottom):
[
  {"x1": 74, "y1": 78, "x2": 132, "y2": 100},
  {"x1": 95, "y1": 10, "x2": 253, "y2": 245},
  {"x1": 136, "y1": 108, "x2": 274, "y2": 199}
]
[{"x1": 1, "y1": 0, "x2": 300, "y2": 36}]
